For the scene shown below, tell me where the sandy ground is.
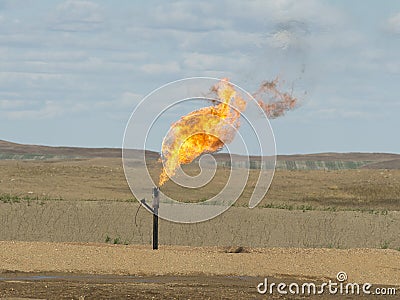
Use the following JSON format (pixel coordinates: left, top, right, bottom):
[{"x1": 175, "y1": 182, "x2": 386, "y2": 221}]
[
  {"x1": 0, "y1": 241, "x2": 399, "y2": 299},
  {"x1": 1, "y1": 241, "x2": 399, "y2": 285}
]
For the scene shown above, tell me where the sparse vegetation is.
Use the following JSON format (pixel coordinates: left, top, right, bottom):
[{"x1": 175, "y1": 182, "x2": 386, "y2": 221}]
[
  {"x1": 0, "y1": 193, "x2": 63, "y2": 204},
  {"x1": 104, "y1": 235, "x2": 128, "y2": 245},
  {"x1": 0, "y1": 194, "x2": 21, "y2": 204},
  {"x1": 124, "y1": 198, "x2": 137, "y2": 203},
  {"x1": 326, "y1": 242, "x2": 342, "y2": 249},
  {"x1": 381, "y1": 240, "x2": 390, "y2": 249},
  {"x1": 261, "y1": 203, "x2": 294, "y2": 210},
  {"x1": 1, "y1": 158, "x2": 399, "y2": 212}
]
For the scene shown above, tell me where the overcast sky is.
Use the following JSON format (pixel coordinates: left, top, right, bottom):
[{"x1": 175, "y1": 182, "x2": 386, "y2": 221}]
[{"x1": 1, "y1": 0, "x2": 399, "y2": 154}]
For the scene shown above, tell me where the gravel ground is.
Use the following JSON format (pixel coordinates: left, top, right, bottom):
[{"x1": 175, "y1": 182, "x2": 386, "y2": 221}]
[
  {"x1": 0, "y1": 241, "x2": 399, "y2": 286},
  {"x1": 0, "y1": 242, "x2": 399, "y2": 299}
]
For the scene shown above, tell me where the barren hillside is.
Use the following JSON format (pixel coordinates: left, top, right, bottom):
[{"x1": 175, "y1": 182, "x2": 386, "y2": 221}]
[{"x1": 1, "y1": 139, "x2": 399, "y2": 169}]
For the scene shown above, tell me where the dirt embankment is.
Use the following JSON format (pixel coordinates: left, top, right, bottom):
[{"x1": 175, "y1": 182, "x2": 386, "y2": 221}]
[{"x1": 0, "y1": 201, "x2": 399, "y2": 249}]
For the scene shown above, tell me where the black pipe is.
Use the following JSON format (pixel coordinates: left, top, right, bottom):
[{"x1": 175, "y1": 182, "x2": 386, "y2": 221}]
[
  {"x1": 152, "y1": 187, "x2": 159, "y2": 250},
  {"x1": 153, "y1": 210, "x2": 158, "y2": 250}
]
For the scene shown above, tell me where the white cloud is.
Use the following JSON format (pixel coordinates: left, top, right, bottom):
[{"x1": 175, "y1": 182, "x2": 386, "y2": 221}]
[
  {"x1": 96, "y1": 92, "x2": 142, "y2": 109},
  {"x1": 0, "y1": 0, "x2": 34, "y2": 10},
  {"x1": 124, "y1": 0, "x2": 345, "y2": 55},
  {"x1": 0, "y1": 71, "x2": 64, "y2": 82},
  {"x1": 149, "y1": 2, "x2": 229, "y2": 31},
  {"x1": 119, "y1": 92, "x2": 142, "y2": 107},
  {"x1": 183, "y1": 52, "x2": 249, "y2": 71},
  {"x1": 386, "y1": 12, "x2": 400, "y2": 34},
  {"x1": 307, "y1": 107, "x2": 375, "y2": 120},
  {"x1": 19, "y1": 50, "x2": 87, "y2": 62},
  {"x1": 308, "y1": 29, "x2": 366, "y2": 52},
  {"x1": 223, "y1": 0, "x2": 345, "y2": 31},
  {"x1": 1, "y1": 100, "x2": 90, "y2": 120},
  {"x1": 140, "y1": 62, "x2": 181, "y2": 74},
  {"x1": 176, "y1": 29, "x2": 266, "y2": 53},
  {"x1": 0, "y1": 99, "x2": 33, "y2": 109},
  {"x1": 0, "y1": 91, "x2": 144, "y2": 121},
  {"x1": 2, "y1": 101, "x2": 63, "y2": 119},
  {"x1": 385, "y1": 61, "x2": 400, "y2": 74},
  {"x1": 183, "y1": 53, "x2": 223, "y2": 70},
  {"x1": 49, "y1": 0, "x2": 104, "y2": 32}
]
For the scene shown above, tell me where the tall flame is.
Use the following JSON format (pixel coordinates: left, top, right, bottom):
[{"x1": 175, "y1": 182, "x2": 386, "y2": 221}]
[{"x1": 159, "y1": 78, "x2": 297, "y2": 186}]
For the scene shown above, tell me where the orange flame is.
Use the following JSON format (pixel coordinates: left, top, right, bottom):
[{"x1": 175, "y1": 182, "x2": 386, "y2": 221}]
[{"x1": 159, "y1": 78, "x2": 297, "y2": 186}]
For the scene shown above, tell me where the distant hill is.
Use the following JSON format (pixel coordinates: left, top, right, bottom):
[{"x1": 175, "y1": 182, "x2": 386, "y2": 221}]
[
  {"x1": 360, "y1": 159, "x2": 400, "y2": 169},
  {"x1": 0, "y1": 139, "x2": 121, "y2": 158},
  {"x1": 0, "y1": 140, "x2": 158, "y2": 160},
  {"x1": 1, "y1": 139, "x2": 399, "y2": 169}
]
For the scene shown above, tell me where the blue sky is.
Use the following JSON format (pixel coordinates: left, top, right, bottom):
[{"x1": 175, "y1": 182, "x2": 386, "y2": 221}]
[{"x1": 1, "y1": 0, "x2": 399, "y2": 154}]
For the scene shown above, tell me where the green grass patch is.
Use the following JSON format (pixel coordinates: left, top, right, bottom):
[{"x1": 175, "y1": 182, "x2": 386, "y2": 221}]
[
  {"x1": 104, "y1": 235, "x2": 129, "y2": 245},
  {"x1": 0, "y1": 193, "x2": 64, "y2": 204},
  {"x1": 381, "y1": 240, "x2": 390, "y2": 249}
]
